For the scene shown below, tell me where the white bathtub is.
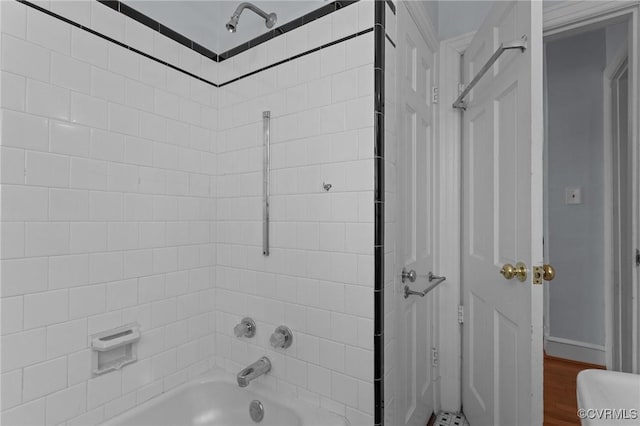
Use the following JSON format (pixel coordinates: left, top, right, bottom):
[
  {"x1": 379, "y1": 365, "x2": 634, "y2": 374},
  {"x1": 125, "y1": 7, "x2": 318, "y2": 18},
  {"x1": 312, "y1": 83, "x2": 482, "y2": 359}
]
[{"x1": 103, "y1": 368, "x2": 348, "y2": 426}]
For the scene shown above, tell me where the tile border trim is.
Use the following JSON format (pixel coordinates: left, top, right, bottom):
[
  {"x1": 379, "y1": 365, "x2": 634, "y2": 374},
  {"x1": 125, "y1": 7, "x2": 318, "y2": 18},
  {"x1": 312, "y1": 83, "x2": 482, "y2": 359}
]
[
  {"x1": 97, "y1": 0, "x2": 360, "y2": 62},
  {"x1": 373, "y1": 0, "x2": 385, "y2": 425},
  {"x1": 17, "y1": 0, "x2": 373, "y2": 88},
  {"x1": 218, "y1": 28, "x2": 373, "y2": 88},
  {"x1": 385, "y1": 0, "x2": 396, "y2": 15},
  {"x1": 17, "y1": 0, "x2": 220, "y2": 87},
  {"x1": 385, "y1": 33, "x2": 396, "y2": 49},
  {"x1": 97, "y1": 0, "x2": 220, "y2": 60}
]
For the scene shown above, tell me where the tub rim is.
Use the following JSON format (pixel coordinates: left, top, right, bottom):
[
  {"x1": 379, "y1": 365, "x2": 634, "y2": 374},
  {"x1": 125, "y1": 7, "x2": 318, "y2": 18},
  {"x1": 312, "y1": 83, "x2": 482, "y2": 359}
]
[{"x1": 100, "y1": 366, "x2": 350, "y2": 426}]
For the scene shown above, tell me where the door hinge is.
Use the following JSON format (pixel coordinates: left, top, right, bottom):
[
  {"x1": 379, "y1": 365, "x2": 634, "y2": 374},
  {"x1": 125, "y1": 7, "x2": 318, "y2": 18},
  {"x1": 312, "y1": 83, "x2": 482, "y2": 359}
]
[
  {"x1": 432, "y1": 86, "x2": 439, "y2": 104},
  {"x1": 636, "y1": 248, "x2": 640, "y2": 266},
  {"x1": 457, "y1": 305, "x2": 464, "y2": 324},
  {"x1": 431, "y1": 347, "x2": 439, "y2": 367}
]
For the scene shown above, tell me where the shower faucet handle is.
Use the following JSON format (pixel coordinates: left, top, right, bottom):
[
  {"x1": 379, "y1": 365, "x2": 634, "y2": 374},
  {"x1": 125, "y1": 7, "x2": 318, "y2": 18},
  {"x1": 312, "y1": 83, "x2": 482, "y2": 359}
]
[
  {"x1": 234, "y1": 317, "x2": 256, "y2": 338},
  {"x1": 270, "y1": 326, "x2": 293, "y2": 349}
]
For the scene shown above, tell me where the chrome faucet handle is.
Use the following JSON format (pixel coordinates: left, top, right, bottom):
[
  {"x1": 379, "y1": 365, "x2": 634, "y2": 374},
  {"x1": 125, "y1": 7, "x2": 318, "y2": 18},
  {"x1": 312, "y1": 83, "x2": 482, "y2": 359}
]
[
  {"x1": 234, "y1": 317, "x2": 256, "y2": 338},
  {"x1": 270, "y1": 326, "x2": 293, "y2": 349}
]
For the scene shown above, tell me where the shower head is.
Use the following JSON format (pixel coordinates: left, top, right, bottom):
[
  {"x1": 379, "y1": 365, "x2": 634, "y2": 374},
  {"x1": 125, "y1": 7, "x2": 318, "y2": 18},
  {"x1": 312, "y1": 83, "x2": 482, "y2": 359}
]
[
  {"x1": 226, "y1": 2, "x2": 277, "y2": 33},
  {"x1": 226, "y1": 15, "x2": 239, "y2": 33}
]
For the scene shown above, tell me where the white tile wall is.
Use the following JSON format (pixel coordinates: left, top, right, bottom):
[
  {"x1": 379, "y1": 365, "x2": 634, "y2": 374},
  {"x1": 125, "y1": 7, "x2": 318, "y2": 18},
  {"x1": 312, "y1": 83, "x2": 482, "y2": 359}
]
[
  {"x1": 1, "y1": 2, "x2": 217, "y2": 424},
  {"x1": 214, "y1": 28, "x2": 375, "y2": 426},
  {"x1": 1, "y1": 1, "x2": 375, "y2": 425}
]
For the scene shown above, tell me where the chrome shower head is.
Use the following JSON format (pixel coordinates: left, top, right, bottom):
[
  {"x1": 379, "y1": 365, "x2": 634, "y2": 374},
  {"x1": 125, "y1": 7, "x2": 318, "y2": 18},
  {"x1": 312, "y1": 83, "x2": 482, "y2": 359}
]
[
  {"x1": 226, "y1": 2, "x2": 277, "y2": 34},
  {"x1": 226, "y1": 15, "x2": 239, "y2": 33},
  {"x1": 264, "y1": 12, "x2": 277, "y2": 29}
]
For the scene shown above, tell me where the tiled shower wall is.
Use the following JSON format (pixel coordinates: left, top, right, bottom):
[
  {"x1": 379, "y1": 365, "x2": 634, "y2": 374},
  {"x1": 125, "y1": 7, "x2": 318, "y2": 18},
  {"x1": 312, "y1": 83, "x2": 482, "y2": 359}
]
[
  {"x1": 215, "y1": 25, "x2": 375, "y2": 426},
  {"x1": 212, "y1": 3, "x2": 376, "y2": 425},
  {"x1": 0, "y1": 1, "x2": 218, "y2": 424},
  {"x1": 0, "y1": 1, "x2": 376, "y2": 425}
]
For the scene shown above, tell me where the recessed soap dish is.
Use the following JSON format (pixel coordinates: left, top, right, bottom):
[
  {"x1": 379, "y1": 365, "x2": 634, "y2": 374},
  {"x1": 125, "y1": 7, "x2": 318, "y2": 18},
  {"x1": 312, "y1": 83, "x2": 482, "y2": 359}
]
[{"x1": 91, "y1": 323, "x2": 141, "y2": 376}]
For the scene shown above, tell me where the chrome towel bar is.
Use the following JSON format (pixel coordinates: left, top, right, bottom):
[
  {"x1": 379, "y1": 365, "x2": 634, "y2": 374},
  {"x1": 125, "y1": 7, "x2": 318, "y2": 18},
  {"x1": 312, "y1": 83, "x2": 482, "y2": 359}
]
[{"x1": 404, "y1": 272, "x2": 447, "y2": 299}]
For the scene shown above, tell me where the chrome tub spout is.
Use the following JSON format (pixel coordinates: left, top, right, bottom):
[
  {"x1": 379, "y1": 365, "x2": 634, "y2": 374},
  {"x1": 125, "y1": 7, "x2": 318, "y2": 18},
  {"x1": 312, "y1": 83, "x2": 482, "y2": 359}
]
[{"x1": 237, "y1": 357, "x2": 271, "y2": 387}]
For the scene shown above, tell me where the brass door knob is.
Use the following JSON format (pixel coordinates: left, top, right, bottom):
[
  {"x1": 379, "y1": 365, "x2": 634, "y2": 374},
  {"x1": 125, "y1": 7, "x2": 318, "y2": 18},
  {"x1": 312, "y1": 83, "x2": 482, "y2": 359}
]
[
  {"x1": 514, "y1": 262, "x2": 528, "y2": 282},
  {"x1": 543, "y1": 264, "x2": 555, "y2": 281},
  {"x1": 500, "y1": 263, "x2": 516, "y2": 279},
  {"x1": 500, "y1": 262, "x2": 527, "y2": 282}
]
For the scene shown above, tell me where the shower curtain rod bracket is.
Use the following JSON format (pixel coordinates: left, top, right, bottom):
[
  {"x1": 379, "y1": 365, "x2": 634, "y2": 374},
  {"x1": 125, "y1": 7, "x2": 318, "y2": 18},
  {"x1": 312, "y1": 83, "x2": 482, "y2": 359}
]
[{"x1": 453, "y1": 35, "x2": 527, "y2": 110}]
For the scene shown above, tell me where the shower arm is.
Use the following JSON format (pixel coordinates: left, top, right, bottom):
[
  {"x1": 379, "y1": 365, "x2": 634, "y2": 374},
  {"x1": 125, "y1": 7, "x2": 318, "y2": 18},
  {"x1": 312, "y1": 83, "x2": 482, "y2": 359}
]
[{"x1": 232, "y1": 3, "x2": 272, "y2": 23}]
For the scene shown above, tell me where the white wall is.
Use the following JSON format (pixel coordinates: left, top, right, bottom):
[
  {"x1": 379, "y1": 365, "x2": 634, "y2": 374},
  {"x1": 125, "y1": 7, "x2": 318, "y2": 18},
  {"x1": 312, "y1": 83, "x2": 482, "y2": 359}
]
[
  {"x1": 546, "y1": 29, "x2": 607, "y2": 356},
  {"x1": 421, "y1": 1, "x2": 439, "y2": 35},
  {"x1": 606, "y1": 22, "x2": 628, "y2": 64},
  {"x1": 437, "y1": 1, "x2": 492, "y2": 40},
  {"x1": 0, "y1": 2, "x2": 218, "y2": 424},
  {"x1": 435, "y1": 0, "x2": 571, "y2": 41},
  {"x1": 0, "y1": 1, "x2": 376, "y2": 425}
]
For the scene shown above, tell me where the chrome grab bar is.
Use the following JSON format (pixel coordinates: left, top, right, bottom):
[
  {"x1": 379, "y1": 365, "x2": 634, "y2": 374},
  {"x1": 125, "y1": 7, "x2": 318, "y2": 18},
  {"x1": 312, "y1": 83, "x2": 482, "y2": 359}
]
[
  {"x1": 263, "y1": 111, "x2": 270, "y2": 256},
  {"x1": 404, "y1": 272, "x2": 447, "y2": 299}
]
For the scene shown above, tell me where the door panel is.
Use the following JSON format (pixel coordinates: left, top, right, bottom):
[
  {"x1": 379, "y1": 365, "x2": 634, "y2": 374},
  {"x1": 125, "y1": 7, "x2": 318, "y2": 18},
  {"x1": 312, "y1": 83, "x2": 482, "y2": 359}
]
[
  {"x1": 461, "y1": 1, "x2": 543, "y2": 425},
  {"x1": 396, "y1": 2, "x2": 437, "y2": 425},
  {"x1": 469, "y1": 293, "x2": 491, "y2": 411},
  {"x1": 496, "y1": 83, "x2": 518, "y2": 263},
  {"x1": 469, "y1": 109, "x2": 492, "y2": 261}
]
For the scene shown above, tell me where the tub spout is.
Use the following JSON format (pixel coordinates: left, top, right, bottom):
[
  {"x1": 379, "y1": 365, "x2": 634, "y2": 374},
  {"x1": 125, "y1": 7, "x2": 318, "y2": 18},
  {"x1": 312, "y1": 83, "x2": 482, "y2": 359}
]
[{"x1": 237, "y1": 357, "x2": 271, "y2": 387}]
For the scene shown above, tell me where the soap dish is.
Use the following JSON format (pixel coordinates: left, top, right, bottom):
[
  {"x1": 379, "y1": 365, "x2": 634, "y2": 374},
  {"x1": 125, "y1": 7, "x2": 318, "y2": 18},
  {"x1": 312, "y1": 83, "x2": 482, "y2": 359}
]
[{"x1": 91, "y1": 323, "x2": 141, "y2": 375}]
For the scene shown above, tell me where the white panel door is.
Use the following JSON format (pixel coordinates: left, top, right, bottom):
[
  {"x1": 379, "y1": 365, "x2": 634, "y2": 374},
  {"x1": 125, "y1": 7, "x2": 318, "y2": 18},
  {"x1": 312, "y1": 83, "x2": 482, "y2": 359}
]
[
  {"x1": 461, "y1": 1, "x2": 544, "y2": 425},
  {"x1": 397, "y1": 3, "x2": 437, "y2": 425}
]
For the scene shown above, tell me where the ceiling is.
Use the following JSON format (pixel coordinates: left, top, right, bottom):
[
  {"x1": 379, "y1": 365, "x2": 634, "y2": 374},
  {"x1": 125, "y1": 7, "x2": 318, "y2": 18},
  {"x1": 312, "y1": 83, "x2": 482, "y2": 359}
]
[{"x1": 123, "y1": 0, "x2": 327, "y2": 54}]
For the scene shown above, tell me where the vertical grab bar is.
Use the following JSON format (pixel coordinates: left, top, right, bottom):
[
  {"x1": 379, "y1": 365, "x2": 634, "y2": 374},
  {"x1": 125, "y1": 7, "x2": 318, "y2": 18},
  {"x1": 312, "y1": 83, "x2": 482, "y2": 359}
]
[{"x1": 263, "y1": 111, "x2": 270, "y2": 256}]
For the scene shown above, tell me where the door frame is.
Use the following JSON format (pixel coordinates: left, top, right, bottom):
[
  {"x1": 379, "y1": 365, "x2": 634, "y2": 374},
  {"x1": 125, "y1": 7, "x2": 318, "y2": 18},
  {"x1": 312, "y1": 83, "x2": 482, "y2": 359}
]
[
  {"x1": 544, "y1": 0, "x2": 640, "y2": 374},
  {"x1": 436, "y1": 0, "x2": 640, "y2": 412},
  {"x1": 542, "y1": 17, "x2": 632, "y2": 368},
  {"x1": 604, "y1": 46, "x2": 632, "y2": 370},
  {"x1": 437, "y1": 31, "x2": 474, "y2": 414},
  {"x1": 393, "y1": 3, "x2": 441, "y2": 425}
]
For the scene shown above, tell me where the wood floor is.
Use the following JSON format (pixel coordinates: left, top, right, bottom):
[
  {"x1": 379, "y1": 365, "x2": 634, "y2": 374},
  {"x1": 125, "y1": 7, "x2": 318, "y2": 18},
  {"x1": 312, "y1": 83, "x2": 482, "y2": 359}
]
[
  {"x1": 544, "y1": 354, "x2": 605, "y2": 426},
  {"x1": 425, "y1": 355, "x2": 604, "y2": 426}
]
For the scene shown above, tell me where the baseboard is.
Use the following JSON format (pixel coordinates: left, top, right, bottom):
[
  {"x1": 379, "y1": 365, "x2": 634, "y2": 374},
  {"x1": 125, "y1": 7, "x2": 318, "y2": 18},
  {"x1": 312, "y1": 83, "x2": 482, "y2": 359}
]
[{"x1": 545, "y1": 336, "x2": 606, "y2": 366}]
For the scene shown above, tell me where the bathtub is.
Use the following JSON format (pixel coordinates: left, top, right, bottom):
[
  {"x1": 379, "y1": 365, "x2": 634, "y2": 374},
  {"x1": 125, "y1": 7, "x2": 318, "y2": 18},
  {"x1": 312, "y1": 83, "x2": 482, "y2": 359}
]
[{"x1": 103, "y1": 368, "x2": 348, "y2": 426}]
